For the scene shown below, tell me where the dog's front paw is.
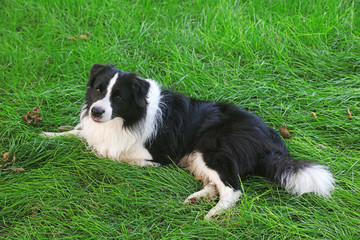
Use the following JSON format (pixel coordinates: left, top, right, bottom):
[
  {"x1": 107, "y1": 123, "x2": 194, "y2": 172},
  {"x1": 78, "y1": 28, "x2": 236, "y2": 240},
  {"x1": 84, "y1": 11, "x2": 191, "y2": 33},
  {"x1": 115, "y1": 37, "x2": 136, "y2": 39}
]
[
  {"x1": 40, "y1": 132, "x2": 58, "y2": 137},
  {"x1": 125, "y1": 159, "x2": 161, "y2": 167},
  {"x1": 142, "y1": 160, "x2": 161, "y2": 167},
  {"x1": 40, "y1": 129, "x2": 82, "y2": 138}
]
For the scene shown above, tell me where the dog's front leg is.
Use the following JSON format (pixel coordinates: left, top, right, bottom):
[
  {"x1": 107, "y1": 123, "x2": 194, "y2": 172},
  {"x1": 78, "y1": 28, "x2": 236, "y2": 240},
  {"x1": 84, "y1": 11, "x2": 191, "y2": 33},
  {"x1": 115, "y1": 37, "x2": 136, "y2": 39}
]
[
  {"x1": 124, "y1": 159, "x2": 161, "y2": 167},
  {"x1": 40, "y1": 123, "x2": 82, "y2": 138},
  {"x1": 120, "y1": 145, "x2": 161, "y2": 167}
]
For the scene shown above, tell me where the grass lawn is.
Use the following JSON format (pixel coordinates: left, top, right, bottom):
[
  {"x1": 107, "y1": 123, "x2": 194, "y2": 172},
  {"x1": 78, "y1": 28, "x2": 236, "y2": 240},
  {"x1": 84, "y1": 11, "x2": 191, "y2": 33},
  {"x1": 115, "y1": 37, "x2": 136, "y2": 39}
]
[{"x1": 1, "y1": 0, "x2": 359, "y2": 238}]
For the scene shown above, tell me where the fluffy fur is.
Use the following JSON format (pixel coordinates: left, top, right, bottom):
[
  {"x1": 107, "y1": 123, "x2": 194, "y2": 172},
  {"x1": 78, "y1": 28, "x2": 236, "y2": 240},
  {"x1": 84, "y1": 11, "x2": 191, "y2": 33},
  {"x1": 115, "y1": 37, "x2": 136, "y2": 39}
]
[{"x1": 43, "y1": 64, "x2": 335, "y2": 220}]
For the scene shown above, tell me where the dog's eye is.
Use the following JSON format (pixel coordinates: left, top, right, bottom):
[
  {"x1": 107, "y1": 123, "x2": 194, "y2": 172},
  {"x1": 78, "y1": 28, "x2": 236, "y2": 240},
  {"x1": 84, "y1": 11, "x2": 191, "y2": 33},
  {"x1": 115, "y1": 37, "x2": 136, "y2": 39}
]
[
  {"x1": 95, "y1": 88, "x2": 101, "y2": 94},
  {"x1": 114, "y1": 95, "x2": 122, "y2": 100}
]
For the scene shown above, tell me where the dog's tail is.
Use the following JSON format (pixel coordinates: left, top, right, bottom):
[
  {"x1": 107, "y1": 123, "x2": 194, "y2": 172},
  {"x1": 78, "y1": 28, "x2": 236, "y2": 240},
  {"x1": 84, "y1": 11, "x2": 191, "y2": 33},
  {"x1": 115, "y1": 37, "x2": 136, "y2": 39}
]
[{"x1": 259, "y1": 151, "x2": 335, "y2": 197}]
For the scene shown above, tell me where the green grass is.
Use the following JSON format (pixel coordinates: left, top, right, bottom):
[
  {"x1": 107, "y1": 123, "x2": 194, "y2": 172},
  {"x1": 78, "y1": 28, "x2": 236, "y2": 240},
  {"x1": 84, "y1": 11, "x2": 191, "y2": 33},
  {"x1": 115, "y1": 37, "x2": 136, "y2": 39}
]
[{"x1": 1, "y1": 0, "x2": 359, "y2": 238}]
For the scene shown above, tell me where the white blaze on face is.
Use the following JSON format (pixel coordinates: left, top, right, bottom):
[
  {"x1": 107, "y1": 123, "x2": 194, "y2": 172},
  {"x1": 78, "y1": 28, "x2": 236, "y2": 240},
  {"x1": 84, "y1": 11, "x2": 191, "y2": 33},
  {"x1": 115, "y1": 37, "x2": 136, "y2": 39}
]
[{"x1": 90, "y1": 73, "x2": 118, "y2": 122}]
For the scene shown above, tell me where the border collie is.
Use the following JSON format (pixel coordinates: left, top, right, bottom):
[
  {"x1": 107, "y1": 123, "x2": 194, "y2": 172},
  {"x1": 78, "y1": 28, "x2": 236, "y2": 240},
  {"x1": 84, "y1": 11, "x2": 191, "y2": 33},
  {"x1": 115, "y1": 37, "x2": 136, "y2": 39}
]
[{"x1": 43, "y1": 64, "x2": 335, "y2": 220}]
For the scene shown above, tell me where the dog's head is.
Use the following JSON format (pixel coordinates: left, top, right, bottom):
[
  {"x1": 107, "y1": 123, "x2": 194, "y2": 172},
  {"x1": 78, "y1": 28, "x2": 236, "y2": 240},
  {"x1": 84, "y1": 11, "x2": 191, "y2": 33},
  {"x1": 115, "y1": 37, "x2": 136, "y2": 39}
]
[{"x1": 84, "y1": 64, "x2": 150, "y2": 126}]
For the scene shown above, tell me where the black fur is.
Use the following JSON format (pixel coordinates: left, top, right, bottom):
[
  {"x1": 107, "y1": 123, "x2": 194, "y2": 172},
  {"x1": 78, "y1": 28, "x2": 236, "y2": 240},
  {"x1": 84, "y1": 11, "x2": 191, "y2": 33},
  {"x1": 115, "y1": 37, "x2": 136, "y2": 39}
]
[
  {"x1": 85, "y1": 65, "x2": 149, "y2": 127},
  {"x1": 85, "y1": 64, "x2": 326, "y2": 193},
  {"x1": 41, "y1": 63, "x2": 334, "y2": 220},
  {"x1": 144, "y1": 90, "x2": 309, "y2": 189}
]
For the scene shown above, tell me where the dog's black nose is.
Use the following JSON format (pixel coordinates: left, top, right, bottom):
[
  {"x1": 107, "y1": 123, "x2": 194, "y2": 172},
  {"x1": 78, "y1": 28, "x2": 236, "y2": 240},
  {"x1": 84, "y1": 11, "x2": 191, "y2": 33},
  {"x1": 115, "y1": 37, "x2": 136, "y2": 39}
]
[{"x1": 91, "y1": 107, "x2": 105, "y2": 117}]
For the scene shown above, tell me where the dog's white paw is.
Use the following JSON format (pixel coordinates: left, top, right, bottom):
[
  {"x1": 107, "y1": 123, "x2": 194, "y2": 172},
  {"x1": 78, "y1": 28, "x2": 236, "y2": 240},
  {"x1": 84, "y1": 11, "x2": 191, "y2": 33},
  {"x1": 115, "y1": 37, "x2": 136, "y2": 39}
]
[
  {"x1": 184, "y1": 184, "x2": 218, "y2": 205},
  {"x1": 127, "y1": 159, "x2": 161, "y2": 167},
  {"x1": 40, "y1": 132, "x2": 57, "y2": 137},
  {"x1": 141, "y1": 160, "x2": 161, "y2": 167},
  {"x1": 40, "y1": 130, "x2": 81, "y2": 138},
  {"x1": 204, "y1": 189, "x2": 242, "y2": 220},
  {"x1": 204, "y1": 208, "x2": 221, "y2": 221}
]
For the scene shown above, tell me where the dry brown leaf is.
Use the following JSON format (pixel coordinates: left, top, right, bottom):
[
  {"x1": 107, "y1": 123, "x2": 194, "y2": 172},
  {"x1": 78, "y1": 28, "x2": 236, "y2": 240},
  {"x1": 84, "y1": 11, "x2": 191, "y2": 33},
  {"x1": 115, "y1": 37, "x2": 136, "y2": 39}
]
[
  {"x1": 33, "y1": 107, "x2": 40, "y2": 113},
  {"x1": 68, "y1": 32, "x2": 92, "y2": 42},
  {"x1": 3, "y1": 168, "x2": 25, "y2": 172},
  {"x1": 311, "y1": 112, "x2": 318, "y2": 121},
  {"x1": 279, "y1": 122, "x2": 294, "y2": 139},
  {"x1": 12, "y1": 168, "x2": 24, "y2": 172},
  {"x1": 347, "y1": 108, "x2": 352, "y2": 118},
  {"x1": 1, "y1": 152, "x2": 22, "y2": 172},
  {"x1": 1, "y1": 152, "x2": 10, "y2": 162},
  {"x1": 23, "y1": 100, "x2": 43, "y2": 124},
  {"x1": 77, "y1": 35, "x2": 88, "y2": 40}
]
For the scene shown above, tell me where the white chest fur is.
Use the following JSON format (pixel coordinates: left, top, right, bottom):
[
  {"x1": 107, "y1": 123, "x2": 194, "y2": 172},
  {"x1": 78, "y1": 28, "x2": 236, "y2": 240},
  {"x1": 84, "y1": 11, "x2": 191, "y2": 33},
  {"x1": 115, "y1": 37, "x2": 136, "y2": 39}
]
[{"x1": 80, "y1": 116, "x2": 157, "y2": 166}]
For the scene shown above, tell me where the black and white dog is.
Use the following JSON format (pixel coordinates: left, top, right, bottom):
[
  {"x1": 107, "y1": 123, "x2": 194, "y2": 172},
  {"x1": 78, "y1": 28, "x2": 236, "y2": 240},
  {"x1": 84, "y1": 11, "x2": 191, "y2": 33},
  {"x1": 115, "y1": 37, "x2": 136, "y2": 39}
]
[{"x1": 43, "y1": 64, "x2": 335, "y2": 220}]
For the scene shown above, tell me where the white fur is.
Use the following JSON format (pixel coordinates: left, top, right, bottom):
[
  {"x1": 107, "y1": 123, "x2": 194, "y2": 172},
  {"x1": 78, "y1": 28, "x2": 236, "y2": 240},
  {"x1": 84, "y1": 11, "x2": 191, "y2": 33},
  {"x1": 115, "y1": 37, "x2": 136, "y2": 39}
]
[
  {"x1": 42, "y1": 71, "x2": 336, "y2": 220},
  {"x1": 282, "y1": 164, "x2": 335, "y2": 197},
  {"x1": 140, "y1": 79, "x2": 163, "y2": 143},
  {"x1": 40, "y1": 129, "x2": 81, "y2": 137},
  {"x1": 184, "y1": 183, "x2": 218, "y2": 204},
  {"x1": 80, "y1": 116, "x2": 145, "y2": 159},
  {"x1": 89, "y1": 73, "x2": 118, "y2": 122},
  {"x1": 78, "y1": 78, "x2": 162, "y2": 166},
  {"x1": 181, "y1": 152, "x2": 242, "y2": 220},
  {"x1": 205, "y1": 187, "x2": 242, "y2": 221},
  {"x1": 42, "y1": 76, "x2": 163, "y2": 167}
]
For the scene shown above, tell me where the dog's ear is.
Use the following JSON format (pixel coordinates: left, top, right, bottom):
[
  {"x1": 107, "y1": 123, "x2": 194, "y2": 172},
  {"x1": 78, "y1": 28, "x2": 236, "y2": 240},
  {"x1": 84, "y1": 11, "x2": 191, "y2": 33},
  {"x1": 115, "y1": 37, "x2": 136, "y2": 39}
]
[
  {"x1": 87, "y1": 64, "x2": 106, "y2": 87},
  {"x1": 132, "y1": 77, "x2": 150, "y2": 108}
]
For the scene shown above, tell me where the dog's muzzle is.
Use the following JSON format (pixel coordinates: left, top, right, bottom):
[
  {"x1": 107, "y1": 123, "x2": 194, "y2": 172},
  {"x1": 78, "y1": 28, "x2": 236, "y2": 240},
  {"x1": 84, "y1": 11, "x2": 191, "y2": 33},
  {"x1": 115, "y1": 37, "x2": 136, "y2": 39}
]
[{"x1": 91, "y1": 107, "x2": 105, "y2": 122}]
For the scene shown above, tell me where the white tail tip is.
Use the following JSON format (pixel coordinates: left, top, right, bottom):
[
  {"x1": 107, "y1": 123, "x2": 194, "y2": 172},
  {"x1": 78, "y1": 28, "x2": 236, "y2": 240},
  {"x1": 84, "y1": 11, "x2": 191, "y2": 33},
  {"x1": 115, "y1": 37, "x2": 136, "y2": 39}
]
[{"x1": 282, "y1": 164, "x2": 335, "y2": 197}]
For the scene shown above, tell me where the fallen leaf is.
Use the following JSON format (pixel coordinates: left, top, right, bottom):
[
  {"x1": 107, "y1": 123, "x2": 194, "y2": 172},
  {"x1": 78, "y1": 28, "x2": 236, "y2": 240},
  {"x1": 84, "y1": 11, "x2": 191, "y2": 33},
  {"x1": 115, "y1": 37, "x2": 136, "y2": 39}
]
[
  {"x1": 279, "y1": 122, "x2": 294, "y2": 139},
  {"x1": 1, "y1": 152, "x2": 10, "y2": 162},
  {"x1": 347, "y1": 108, "x2": 352, "y2": 118},
  {"x1": 23, "y1": 100, "x2": 43, "y2": 124},
  {"x1": 23, "y1": 112, "x2": 31, "y2": 123},
  {"x1": 32, "y1": 107, "x2": 40, "y2": 113},
  {"x1": 77, "y1": 34, "x2": 88, "y2": 40},
  {"x1": 68, "y1": 32, "x2": 92, "y2": 42},
  {"x1": 311, "y1": 112, "x2": 318, "y2": 121},
  {"x1": 3, "y1": 168, "x2": 25, "y2": 172},
  {"x1": 1, "y1": 153, "x2": 22, "y2": 172},
  {"x1": 12, "y1": 168, "x2": 24, "y2": 172}
]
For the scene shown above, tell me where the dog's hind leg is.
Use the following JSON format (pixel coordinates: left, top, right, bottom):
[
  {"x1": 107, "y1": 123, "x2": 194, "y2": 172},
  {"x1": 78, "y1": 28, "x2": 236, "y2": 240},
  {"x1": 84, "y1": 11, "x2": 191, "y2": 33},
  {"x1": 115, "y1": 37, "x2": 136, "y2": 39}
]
[
  {"x1": 204, "y1": 185, "x2": 241, "y2": 220},
  {"x1": 184, "y1": 183, "x2": 218, "y2": 204},
  {"x1": 183, "y1": 152, "x2": 241, "y2": 220}
]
